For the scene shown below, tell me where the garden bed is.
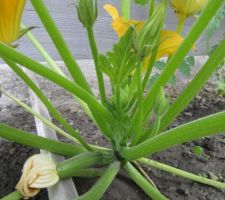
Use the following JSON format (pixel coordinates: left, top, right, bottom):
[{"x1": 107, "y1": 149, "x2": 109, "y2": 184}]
[
  {"x1": 1, "y1": 84, "x2": 225, "y2": 200},
  {"x1": 0, "y1": 59, "x2": 225, "y2": 199}
]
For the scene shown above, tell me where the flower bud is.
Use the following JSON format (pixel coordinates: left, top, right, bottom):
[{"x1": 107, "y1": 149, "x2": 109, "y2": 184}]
[
  {"x1": 135, "y1": 1, "x2": 166, "y2": 59},
  {"x1": 154, "y1": 87, "x2": 169, "y2": 116},
  {"x1": 16, "y1": 154, "x2": 59, "y2": 199},
  {"x1": 171, "y1": 0, "x2": 208, "y2": 22},
  {"x1": 77, "y1": 0, "x2": 98, "y2": 28},
  {"x1": 0, "y1": 0, "x2": 26, "y2": 44}
]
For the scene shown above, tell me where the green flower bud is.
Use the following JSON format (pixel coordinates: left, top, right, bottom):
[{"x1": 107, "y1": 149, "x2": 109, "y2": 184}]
[
  {"x1": 76, "y1": 0, "x2": 98, "y2": 28},
  {"x1": 172, "y1": 0, "x2": 208, "y2": 22},
  {"x1": 154, "y1": 87, "x2": 169, "y2": 116},
  {"x1": 135, "y1": 0, "x2": 167, "y2": 59}
]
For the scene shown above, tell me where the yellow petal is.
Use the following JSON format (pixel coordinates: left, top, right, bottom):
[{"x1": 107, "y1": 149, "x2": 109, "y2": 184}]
[
  {"x1": 112, "y1": 17, "x2": 129, "y2": 37},
  {"x1": 16, "y1": 154, "x2": 59, "y2": 199},
  {"x1": 144, "y1": 30, "x2": 184, "y2": 69},
  {"x1": 156, "y1": 30, "x2": 184, "y2": 59},
  {"x1": 104, "y1": 4, "x2": 144, "y2": 37},
  {"x1": 104, "y1": 4, "x2": 120, "y2": 20},
  {"x1": 0, "y1": 0, "x2": 26, "y2": 44}
]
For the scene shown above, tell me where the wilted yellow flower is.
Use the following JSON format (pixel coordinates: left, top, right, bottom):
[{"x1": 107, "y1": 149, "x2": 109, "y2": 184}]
[
  {"x1": 104, "y1": 4, "x2": 144, "y2": 37},
  {"x1": 104, "y1": 4, "x2": 184, "y2": 65},
  {"x1": 0, "y1": 0, "x2": 26, "y2": 44},
  {"x1": 171, "y1": 0, "x2": 208, "y2": 22},
  {"x1": 16, "y1": 154, "x2": 59, "y2": 199}
]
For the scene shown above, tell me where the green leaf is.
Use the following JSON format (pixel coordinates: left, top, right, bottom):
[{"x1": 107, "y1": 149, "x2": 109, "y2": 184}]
[
  {"x1": 187, "y1": 56, "x2": 195, "y2": 66},
  {"x1": 192, "y1": 146, "x2": 204, "y2": 157},
  {"x1": 0, "y1": 124, "x2": 86, "y2": 156},
  {"x1": 147, "y1": 74, "x2": 159, "y2": 88},
  {"x1": 155, "y1": 60, "x2": 166, "y2": 70},
  {"x1": 168, "y1": 75, "x2": 176, "y2": 85},
  {"x1": 121, "y1": 111, "x2": 225, "y2": 160},
  {"x1": 216, "y1": 79, "x2": 225, "y2": 96},
  {"x1": 179, "y1": 62, "x2": 191, "y2": 77},
  {"x1": 206, "y1": 5, "x2": 225, "y2": 40},
  {"x1": 179, "y1": 56, "x2": 195, "y2": 77},
  {"x1": 99, "y1": 28, "x2": 137, "y2": 85}
]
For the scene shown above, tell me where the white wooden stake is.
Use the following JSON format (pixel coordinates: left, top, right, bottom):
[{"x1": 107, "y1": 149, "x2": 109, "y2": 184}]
[{"x1": 25, "y1": 69, "x2": 78, "y2": 200}]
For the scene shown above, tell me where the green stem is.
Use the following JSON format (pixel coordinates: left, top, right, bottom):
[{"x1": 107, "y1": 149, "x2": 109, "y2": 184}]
[
  {"x1": 3, "y1": 58, "x2": 91, "y2": 150},
  {"x1": 21, "y1": 23, "x2": 99, "y2": 130},
  {"x1": 138, "y1": 158, "x2": 225, "y2": 189},
  {"x1": 149, "y1": 116, "x2": 161, "y2": 137},
  {"x1": 30, "y1": 0, "x2": 92, "y2": 94},
  {"x1": 0, "y1": 88, "x2": 82, "y2": 144},
  {"x1": 57, "y1": 152, "x2": 104, "y2": 179},
  {"x1": 114, "y1": 80, "x2": 124, "y2": 147},
  {"x1": 0, "y1": 124, "x2": 86, "y2": 157},
  {"x1": 121, "y1": 111, "x2": 225, "y2": 160},
  {"x1": 67, "y1": 168, "x2": 104, "y2": 178},
  {"x1": 76, "y1": 162, "x2": 120, "y2": 200},
  {"x1": 142, "y1": 48, "x2": 158, "y2": 90},
  {"x1": 128, "y1": 46, "x2": 160, "y2": 139},
  {"x1": 0, "y1": 191, "x2": 22, "y2": 200},
  {"x1": 21, "y1": 23, "x2": 64, "y2": 75},
  {"x1": 123, "y1": 162, "x2": 168, "y2": 200},
  {"x1": 176, "y1": 18, "x2": 185, "y2": 34},
  {"x1": 86, "y1": 27, "x2": 106, "y2": 105},
  {"x1": 121, "y1": 0, "x2": 131, "y2": 20},
  {"x1": 115, "y1": 81, "x2": 122, "y2": 120},
  {"x1": 0, "y1": 43, "x2": 116, "y2": 139},
  {"x1": 22, "y1": 24, "x2": 114, "y2": 141},
  {"x1": 142, "y1": 0, "x2": 224, "y2": 121},
  {"x1": 131, "y1": 62, "x2": 144, "y2": 145},
  {"x1": 159, "y1": 38, "x2": 225, "y2": 132},
  {"x1": 128, "y1": 0, "x2": 225, "y2": 134},
  {"x1": 149, "y1": 0, "x2": 155, "y2": 18},
  {"x1": 132, "y1": 161, "x2": 158, "y2": 189}
]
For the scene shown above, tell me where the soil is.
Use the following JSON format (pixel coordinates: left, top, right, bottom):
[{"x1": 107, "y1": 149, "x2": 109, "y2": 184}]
[{"x1": 1, "y1": 86, "x2": 225, "y2": 200}]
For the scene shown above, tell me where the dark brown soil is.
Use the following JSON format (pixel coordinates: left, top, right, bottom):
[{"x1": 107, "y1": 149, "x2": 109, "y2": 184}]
[{"x1": 1, "y1": 88, "x2": 225, "y2": 200}]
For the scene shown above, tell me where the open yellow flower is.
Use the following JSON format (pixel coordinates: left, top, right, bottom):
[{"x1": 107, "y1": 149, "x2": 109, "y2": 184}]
[
  {"x1": 16, "y1": 154, "x2": 59, "y2": 199},
  {"x1": 104, "y1": 4, "x2": 144, "y2": 37},
  {"x1": 171, "y1": 0, "x2": 208, "y2": 22},
  {"x1": 143, "y1": 30, "x2": 184, "y2": 69},
  {"x1": 104, "y1": 4, "x2": 184, "y2": 67},
  {"x1": 156, "y1": 30, "x2": 184, "y2": 59},
  {"x1": 0, "y1": 0, "x2": 26, "y2": 44}
]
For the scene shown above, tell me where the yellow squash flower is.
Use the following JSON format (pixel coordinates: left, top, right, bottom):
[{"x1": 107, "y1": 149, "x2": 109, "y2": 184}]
[
  {"x1": 104, "y1": 4, "x2": 144, "y2": 37},
  {"x1": 156, "y1": 30, "x2": 184, "y2": 59},
  {"x1": 143, "y1": 30, "x2": 184, "y2": 69},
  {"x1": 171, "y1": 0, "x2": 208, "y2": 22},
  {"x1": 104, "y1": 4, "x2": 184, "y2": 66},
  {"x1": 16, "y1": 154, "x2": 59, "y2": 199},
  {"x1": 0, "y1": 0, "x2": 26, "y2": 44}
]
